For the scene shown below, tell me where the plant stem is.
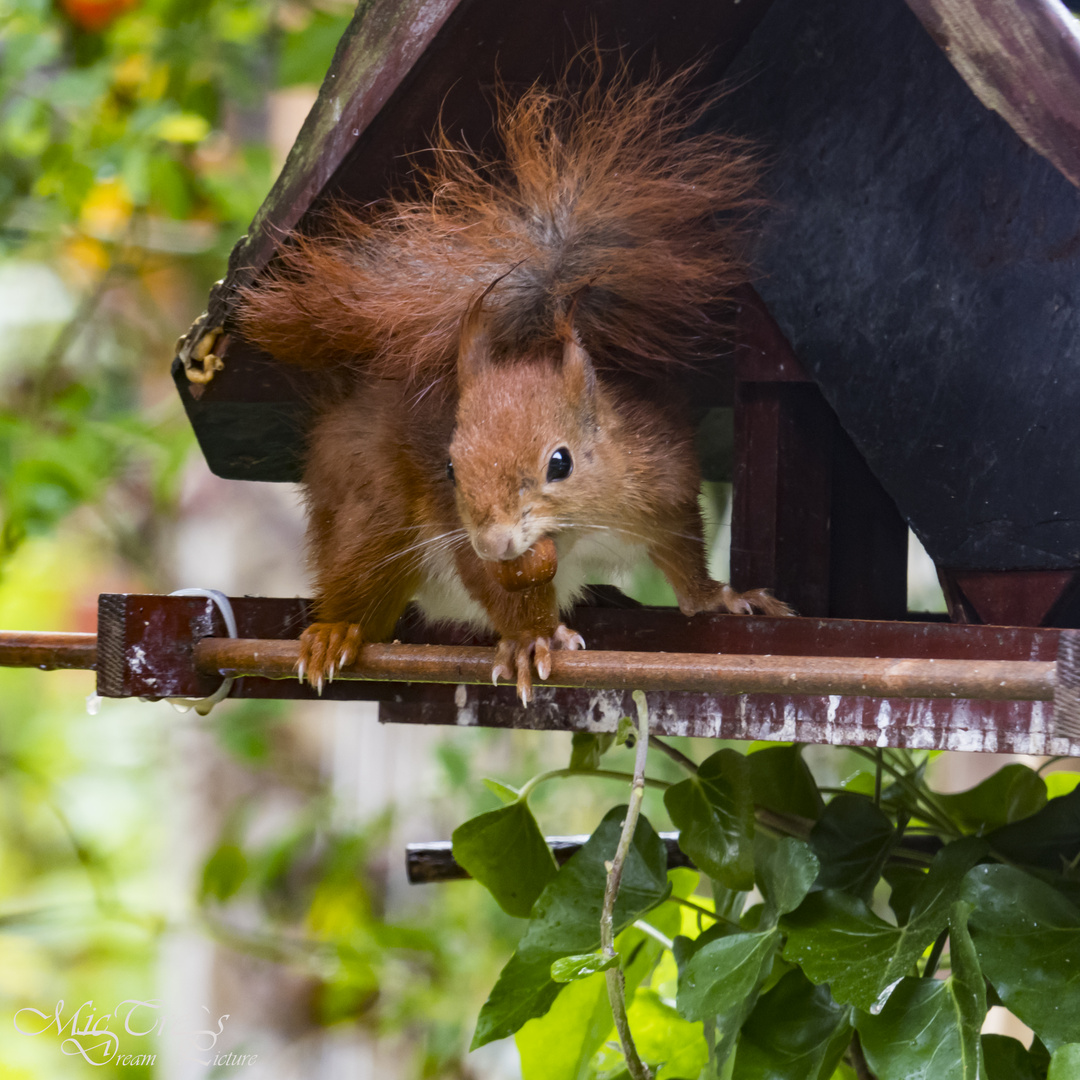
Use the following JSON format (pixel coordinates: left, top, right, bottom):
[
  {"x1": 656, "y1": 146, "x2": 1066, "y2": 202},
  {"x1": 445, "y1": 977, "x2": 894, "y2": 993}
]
[
  {"x1": 633, "y1": 919, "x2": 674, "y2": 951},
  {"x1": 667, "y1": 895, "x2": 729, "y2": 925},
  {"x1": 649, "y1": 735, "x2": 699, "y2": 775},
  {"x1": 922, "y1": 928, "x2": 948, "y2": 978},
  {"x1": 850, "y1": 747, "x2": 960, "y2": 837},
  {"x1": 848, "y1": 1031, "x2": 877, "y2": 1080},
  {"x1": 1038, "y1": 755, "x2": 1067, "y2": 774},
  {"x1": 517, "y1": 767, "x2": 670, "y2": 802},
  {"x1": 601, "y1": 690, "x2": 653, "y2": 1080}
]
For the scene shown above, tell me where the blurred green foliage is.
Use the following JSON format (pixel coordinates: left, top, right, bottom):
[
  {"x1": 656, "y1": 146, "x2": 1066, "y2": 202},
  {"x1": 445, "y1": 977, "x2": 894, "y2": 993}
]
[{"x1": 0, "y1": 0, "x2": 536, "y2": 1075}]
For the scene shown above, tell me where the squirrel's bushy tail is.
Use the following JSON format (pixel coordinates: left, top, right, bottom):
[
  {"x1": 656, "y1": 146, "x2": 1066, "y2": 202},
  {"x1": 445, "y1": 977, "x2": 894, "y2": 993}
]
[{"x1": 237, "y1": 62, "x2": 760, "y2": 380}]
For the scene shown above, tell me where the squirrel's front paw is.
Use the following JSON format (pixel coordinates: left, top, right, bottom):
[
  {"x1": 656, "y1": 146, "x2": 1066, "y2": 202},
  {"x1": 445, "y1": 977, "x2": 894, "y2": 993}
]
[
  {"x1": 683, "y1": 584, "x2": 795, "y2": 618},
  {"x1": 492, "y1": 624, "x2": 586, "y2": 706},
  {"x1": 298, "y1": 621, "x2": 364, "y2": 693}
]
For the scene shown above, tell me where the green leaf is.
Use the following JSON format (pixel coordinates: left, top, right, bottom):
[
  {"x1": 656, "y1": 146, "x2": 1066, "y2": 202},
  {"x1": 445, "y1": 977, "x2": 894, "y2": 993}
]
[
  {"x1": 883, "y1": 864, "x2": 926, "y2": 926},
  {"x1": 808, "y1": 794, "x2": 897, "y2": 902},
  {"x1": 982, "y1": 1034, "x2": 1047, "y2": 1080},
  {"x1": 963, "y1": 863, "x2": 1080, "y2": 1051},
  {"x1": 481, "y1": 777, "x2": 520, "y2": 804},
  {"x1": 938, "y1": 764, "x2": 1047, "y2": 833},
  {"x1": 755, "y1": 833, "x2": 820, "y2": 926},
  {"x1": 200, "y1": 842, "x2": 248, "y2": 902},
  {"x1": 676, "y1": 928, "x2": 779, "y2": 1022},
  {"x1": 1049, "y1": 1043, "x2": 1080, "y2": 1080},
  {"x1": 570, "y1": 732, "x2": 611, "y2": 771},
  {"x1": 987, "y1": 785, "x2": 1080, "y2": 873},
  {"x1": 278, "y1": 10, "x2": 354, "y2": 87},
  {"x1": 783, "y1": 838, "x2": 987, "y2": 1010},
  {"x1": 732, "y1": 969, "x2": 852, "y2": 1080},
  {"x1": 748, "y1": 745, "x2": 825, "y2": 820},
  {"x1": 551, "y1": 952, "x2": 618, "y2": 982},
  {"x1": 856, "y1": 901, "x2": 984, "y2": 1080},
  {"x1": 516, "y1": 971, "x2": 612, "y2": 1080},
  {"x1": 452, "y1": 800, "x2": 557, "y2": 918},
  {"x1": 521, "y1": 912, "x2": 675, "y2": 1080},
  {"x1": 665, "y1": 749, "x2": 755, "y2": 890},
  {"x1": 625, "y1": 989, "x2": 710, "y2": 1080},
  {"x1": 472, "y1": 807, "x2": 669, "y2": 1048}
]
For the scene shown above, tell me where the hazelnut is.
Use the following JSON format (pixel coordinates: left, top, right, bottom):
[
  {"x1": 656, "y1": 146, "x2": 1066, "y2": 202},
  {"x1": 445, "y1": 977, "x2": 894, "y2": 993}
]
[{"x1": 489, "y1": 536, "x2": 558, "y2": 592}]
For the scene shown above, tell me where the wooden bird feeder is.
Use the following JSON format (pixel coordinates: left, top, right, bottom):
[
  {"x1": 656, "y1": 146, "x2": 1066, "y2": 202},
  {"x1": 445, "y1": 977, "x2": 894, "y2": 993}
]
[{"x1": 11, "y1": 0, "x2": 1080, "y2": 757}]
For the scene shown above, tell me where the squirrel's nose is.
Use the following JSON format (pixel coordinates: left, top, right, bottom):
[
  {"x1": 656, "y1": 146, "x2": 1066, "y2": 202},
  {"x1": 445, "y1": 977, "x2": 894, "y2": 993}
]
[{"x1": 474, "y1": 525, "x2": 525, "y2": 561}]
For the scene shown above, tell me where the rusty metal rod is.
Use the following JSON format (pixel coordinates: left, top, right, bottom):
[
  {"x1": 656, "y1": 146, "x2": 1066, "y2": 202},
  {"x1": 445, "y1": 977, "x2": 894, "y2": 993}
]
[
  {"x1": 0, "y1": 631, "x2": 97, "y2": 670},
  {"x1": 193, "y1": 637, "x2": 1056, "y2": 701}
]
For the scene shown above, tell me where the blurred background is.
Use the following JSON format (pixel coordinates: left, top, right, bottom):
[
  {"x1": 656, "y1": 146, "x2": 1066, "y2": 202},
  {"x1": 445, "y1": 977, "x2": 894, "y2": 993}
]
[{"x1": 0, "y1": 0, "x2": 1002, "y2": 1076}]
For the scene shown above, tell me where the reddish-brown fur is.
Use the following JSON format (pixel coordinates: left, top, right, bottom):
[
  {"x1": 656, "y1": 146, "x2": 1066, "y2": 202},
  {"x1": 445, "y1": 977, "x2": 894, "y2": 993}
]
[{"x1": 237, "y1": 62, "x2": 791, "y2": 701}]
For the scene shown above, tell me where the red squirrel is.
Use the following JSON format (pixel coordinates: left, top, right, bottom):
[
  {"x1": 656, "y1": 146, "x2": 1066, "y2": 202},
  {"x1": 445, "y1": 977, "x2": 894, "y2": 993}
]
[{"x1": 237, "y1": 64, "x2": 792, "y2": 702}]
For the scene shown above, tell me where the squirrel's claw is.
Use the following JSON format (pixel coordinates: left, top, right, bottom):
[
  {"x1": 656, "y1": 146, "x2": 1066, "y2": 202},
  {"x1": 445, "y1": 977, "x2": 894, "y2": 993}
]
[
  {"x1": 298, "y1": 621, "x2": 364, "y2": 691},
  {"x1": 492, "y1": 624, "x2": 588, "y2": 706},
  {"x1": 679, "y1": 583, "x2": 794, "y2": 619},
  {"x1": 719, "y1": 585, "x2": 794, "y2": 618},
  {"x1": 553, "y1": 624, "x2": 586, "y2": 652}
]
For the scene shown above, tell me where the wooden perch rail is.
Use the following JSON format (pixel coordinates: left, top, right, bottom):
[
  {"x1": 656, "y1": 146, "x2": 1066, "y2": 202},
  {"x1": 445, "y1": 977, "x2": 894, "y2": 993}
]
[{"x1": 192, "y1": 637, "x2": 1055, "y2": 702}]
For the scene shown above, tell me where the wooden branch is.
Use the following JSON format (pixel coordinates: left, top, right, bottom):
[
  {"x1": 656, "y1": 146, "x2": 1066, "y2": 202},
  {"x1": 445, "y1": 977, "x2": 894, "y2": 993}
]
[{"x1": 192, "y1": 637, "x2": 1055, "y2": 702}]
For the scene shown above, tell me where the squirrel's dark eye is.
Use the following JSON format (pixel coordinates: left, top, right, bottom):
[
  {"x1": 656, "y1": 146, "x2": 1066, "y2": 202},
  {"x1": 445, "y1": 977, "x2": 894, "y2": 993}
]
[
  {"x1": 446, "y1": 460, "x2": 455, "y2": 484},
  {"x1": 546, "y1": 447, "x2": 573, "y2": 482}
]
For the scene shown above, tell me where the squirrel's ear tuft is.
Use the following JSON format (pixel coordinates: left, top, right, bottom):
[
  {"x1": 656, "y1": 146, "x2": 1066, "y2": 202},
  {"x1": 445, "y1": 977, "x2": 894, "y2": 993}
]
[
  {"x1": 457, "y1": 292, "x2": 493, "y2": 392},
  {"x1": 560, "y1": 323, "x2": 597, "y2": 421}
]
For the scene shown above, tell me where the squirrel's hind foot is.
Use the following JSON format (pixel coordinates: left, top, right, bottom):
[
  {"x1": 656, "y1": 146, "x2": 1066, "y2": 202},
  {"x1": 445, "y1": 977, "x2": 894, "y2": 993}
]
[
  {"x1": 492, "y1": 623, "x2": 586, "y2": 706},
  {"x1": 681, "y1": 583, "x2": 794, "y2": 619},
  {"x1": 299, "y1": 621, "x2": 364, "y2": 693}
]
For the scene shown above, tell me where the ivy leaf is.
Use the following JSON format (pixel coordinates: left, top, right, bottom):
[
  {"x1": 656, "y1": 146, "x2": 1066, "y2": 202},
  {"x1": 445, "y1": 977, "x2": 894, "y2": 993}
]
[
  {"x1": 963, "y1": 863, "x2": 1080, "y2": 1051},
  {"x1": 676, "y1": 927, "x2": 779, "y2": 1022},
  {"x1": 452, "y1": 800, "x2": 557, "y2": 918},
  {"x1": 748, "y1": 744, "x2": 825, "y2": 820},
  {"x1": 1049, "y1": 1044, "x2": 1080, "y2": 1080},
  {"x1": 551, "y1": 952, "x2": 619, "y2": 982},
  {"x1": 482, "y1": 777, "x2": 520, "y2": 804},
  {"x1": 472, "y1": 807, "x2": 669, "y2": 1048},
  {"x1": 569, "y1": 732, "x2": 614, "y2": 771},
  {"x1": 883, "y1": 864, "x2": 927, "y2": 926},
  {"x1": 982, "y1": 1034, "x2": 1050, "y2": 1080},
  {"x1": 625, "y1": 989, "x2": 710, "y2": 1080},
  {"x1": 516, "y1": 900, "x2": 680, "y2": 1080},
  {"x1": 856, "y1": 902, "x2": 986, "y2": 1080},
  {"x1": 516, "y1": 972, "x2": 611, "y2": 1080},
  {"x1": 809, "y1": 793, "x2": 897, "y2": 902},
  {"x1": 937, "y1": 764, "x2": 1047, "y2": 833},
  {"x1": 756, "y1": 834, "x2": 820, "y2": 927},
  {"x1": 987, "y1": 785, "x2": 1080, "y2": 872},
  {"x1": 732, "y1": 969, "x2": 852, "y2": 1080},
  {"x1": 665, "y1": 749, "x2": 755, "y2": 890},
  {"x1": 783, "y1": 838, "x2": 987, "y2": 1010}
]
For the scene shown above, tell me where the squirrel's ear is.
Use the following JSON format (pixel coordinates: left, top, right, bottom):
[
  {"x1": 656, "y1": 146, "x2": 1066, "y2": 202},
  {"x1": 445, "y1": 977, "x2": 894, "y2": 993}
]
[
  {"x1": 457, "y1": 292, "x2": 492, "y2": 392},
  {"x1": 561, "y1": 326, "x2": 597, "y2": 419}
]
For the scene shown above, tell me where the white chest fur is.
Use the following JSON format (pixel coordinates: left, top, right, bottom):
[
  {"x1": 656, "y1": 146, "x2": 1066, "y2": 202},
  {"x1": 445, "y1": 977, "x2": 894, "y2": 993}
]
[{"x1": 410, "y1": 527, "x2": 646, "y2": 629}]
